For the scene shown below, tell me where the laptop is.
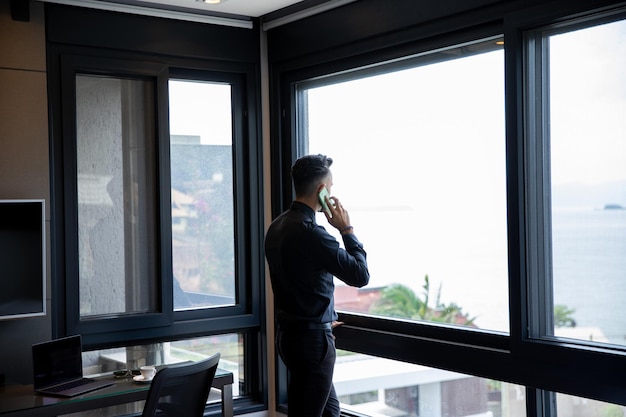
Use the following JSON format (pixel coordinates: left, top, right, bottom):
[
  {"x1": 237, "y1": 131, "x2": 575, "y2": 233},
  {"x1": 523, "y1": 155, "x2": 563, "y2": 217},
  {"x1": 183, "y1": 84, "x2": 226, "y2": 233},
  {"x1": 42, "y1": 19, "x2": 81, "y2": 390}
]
[{"x1": 32, "y1": 335, "x2": 114, "y2": 397}]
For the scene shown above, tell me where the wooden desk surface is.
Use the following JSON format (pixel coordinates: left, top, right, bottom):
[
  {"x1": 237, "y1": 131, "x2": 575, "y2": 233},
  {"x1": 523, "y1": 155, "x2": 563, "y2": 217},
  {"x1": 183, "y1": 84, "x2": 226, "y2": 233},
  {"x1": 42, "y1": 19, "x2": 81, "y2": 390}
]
[{"x1": 0, "y1": 369, "x2": 233, "y2": 417}]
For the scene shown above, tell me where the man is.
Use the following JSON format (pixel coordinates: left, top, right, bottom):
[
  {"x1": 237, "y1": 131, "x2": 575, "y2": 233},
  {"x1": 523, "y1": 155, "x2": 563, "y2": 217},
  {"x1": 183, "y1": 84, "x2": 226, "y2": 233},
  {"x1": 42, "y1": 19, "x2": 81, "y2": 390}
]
[{"x1": 265, "y1": 154, "x2": 370, "y2": 417}]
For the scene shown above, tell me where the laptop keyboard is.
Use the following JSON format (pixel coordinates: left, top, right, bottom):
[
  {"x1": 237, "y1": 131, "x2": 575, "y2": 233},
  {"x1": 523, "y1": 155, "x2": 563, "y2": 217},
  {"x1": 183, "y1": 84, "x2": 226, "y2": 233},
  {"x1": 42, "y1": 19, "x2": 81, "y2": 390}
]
[{"x1": 46, "y1": 378, "x2": 93, "y2": 393}]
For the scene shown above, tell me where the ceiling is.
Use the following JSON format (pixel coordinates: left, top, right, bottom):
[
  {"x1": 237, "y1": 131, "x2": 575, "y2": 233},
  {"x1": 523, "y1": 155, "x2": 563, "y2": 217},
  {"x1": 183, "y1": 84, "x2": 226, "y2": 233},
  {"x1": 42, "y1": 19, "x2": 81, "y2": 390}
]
[
  {"x1": 37, "y1": 0, "x2": 354, "y2": 29},
  {"x1": 127, "y1": 0, "x2": 305, "y2": 18}
]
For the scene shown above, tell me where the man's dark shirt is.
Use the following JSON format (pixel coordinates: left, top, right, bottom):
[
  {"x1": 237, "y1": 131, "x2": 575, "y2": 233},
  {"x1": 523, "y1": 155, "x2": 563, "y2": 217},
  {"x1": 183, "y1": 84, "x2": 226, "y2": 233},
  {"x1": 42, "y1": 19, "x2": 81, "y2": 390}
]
[{"x1": 265, "y1": 201, "x2": 370, "y2": 325}]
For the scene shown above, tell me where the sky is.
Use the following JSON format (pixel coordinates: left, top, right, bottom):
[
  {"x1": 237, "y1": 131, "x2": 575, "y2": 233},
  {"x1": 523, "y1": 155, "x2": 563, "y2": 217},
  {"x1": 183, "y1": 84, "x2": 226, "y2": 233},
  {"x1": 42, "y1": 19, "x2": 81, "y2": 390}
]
[
  {"x1": 549, "y1": 20, "x2": 626, "y2": 186},
  {"x1": 168, "y1": 79, "x2": 232, "y2": 146}
]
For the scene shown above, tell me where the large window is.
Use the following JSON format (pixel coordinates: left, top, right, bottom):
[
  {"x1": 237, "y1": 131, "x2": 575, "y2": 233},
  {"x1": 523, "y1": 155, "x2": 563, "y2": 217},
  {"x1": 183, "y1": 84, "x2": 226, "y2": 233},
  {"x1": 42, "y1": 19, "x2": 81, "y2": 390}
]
[
  {"x1": 58, "y1": 54, "x2": 257, "y2": 321},
  {"x1": 301, "y1": 38, "x2": 508, "y2": 334},
  {"x1": 59, "y1": 61, "x2": 258, "y2": 399},
  {"x1": 75, "y1": 75, "x2": 242, "y2": 320},
  {"x1": 544, "y1": 19, "x2": 626, "y2": 346}
]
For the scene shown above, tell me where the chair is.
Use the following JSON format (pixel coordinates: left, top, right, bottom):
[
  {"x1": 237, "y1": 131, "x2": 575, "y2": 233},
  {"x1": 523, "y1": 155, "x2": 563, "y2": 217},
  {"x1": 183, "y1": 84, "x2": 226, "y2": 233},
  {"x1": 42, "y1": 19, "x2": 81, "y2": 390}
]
[{"x1": 141, "y1": 352, "x2": 221, "y2": 417}]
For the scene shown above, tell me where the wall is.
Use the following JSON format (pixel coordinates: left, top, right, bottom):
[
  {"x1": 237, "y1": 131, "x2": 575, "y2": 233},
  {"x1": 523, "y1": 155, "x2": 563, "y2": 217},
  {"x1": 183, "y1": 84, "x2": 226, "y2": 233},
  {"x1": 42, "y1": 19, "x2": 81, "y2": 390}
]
[{"x1": 0, "y1": 0, "x2": 51, "y2": 385}]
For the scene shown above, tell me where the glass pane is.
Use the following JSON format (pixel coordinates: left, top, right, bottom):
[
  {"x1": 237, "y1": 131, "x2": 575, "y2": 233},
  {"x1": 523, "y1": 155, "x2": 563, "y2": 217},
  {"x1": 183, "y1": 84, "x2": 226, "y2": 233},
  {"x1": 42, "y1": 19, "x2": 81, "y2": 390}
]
[
  {"x1": 76, "y1": 334, "x2": 243, "y2": 416},
  {"x1": 168, "y1": 80, "x2": 236, "y2": 310},
  {"x1": 548, "y1": 19, "x2": 626, "y2": 345},
  {"x1": 335, "y1": 350, "x2": 526, "y2": 417},
  {"x1": 304, "y1": 39, "x2": 509, "y2": 332},
  {"x1": 556, "y1": 392, "x2": 626, "y2": 417},
  {"x1": 171, "y1": 334, "x2": 242, "y2": 396},
  {"x1": 76, "y1": 75, "x2": 157, "y2": 318},
  {"x1": 81, "y1": 335, "x2": 241, "y2": 396}
]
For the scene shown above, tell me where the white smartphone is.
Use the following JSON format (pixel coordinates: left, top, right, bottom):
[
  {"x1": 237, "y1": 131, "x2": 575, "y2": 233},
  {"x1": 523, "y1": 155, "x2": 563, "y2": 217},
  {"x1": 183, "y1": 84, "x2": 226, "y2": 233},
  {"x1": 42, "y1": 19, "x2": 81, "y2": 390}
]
[{"x1": 318, "y1": 187, "x2": 334, "y2": 217}]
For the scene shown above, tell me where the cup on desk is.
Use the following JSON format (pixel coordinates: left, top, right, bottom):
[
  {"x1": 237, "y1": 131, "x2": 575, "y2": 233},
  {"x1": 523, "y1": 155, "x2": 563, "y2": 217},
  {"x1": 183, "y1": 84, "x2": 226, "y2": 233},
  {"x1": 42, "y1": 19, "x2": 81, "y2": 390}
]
[{"x1": 140, "y1": 365, "x2": 156, "y2": 381}]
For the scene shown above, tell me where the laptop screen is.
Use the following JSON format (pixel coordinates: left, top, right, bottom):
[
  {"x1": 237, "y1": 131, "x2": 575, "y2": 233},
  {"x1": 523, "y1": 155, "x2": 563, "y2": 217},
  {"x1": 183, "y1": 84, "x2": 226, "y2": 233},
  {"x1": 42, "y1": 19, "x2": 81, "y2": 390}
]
[{"x1": 32, "y1": 335, "x2": 83, "y2": 389}]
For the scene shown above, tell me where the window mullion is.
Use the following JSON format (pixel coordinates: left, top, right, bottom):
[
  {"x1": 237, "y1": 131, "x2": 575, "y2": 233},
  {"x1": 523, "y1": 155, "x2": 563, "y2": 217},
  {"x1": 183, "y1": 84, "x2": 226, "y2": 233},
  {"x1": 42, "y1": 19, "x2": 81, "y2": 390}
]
[
  {"x1": 526, "y1": 387, "x2": 556, "y2": 417},
  {"x1": 523, "y1": 29, "x2": 555, "y2": 341}
]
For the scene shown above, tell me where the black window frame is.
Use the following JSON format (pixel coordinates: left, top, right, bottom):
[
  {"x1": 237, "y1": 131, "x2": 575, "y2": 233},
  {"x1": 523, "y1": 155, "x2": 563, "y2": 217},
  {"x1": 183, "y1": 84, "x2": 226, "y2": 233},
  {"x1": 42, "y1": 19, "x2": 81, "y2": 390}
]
[
  {"x1": 58, "y1": 53, "x2": 173, "y2": 336},
  {"x1": 50, "y1": 46, "x2": 264, "y2": 341},
  {"x1": 268, "y1": 0, "x2": 626, "y2": 411}
]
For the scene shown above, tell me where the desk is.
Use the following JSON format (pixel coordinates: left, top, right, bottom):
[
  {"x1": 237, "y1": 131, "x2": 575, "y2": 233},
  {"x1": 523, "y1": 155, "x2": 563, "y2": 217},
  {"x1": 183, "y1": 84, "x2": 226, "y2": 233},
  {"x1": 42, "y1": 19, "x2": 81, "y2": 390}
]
[{"x1": 0, "y1": 368, "x2": 233, "y2": 417}]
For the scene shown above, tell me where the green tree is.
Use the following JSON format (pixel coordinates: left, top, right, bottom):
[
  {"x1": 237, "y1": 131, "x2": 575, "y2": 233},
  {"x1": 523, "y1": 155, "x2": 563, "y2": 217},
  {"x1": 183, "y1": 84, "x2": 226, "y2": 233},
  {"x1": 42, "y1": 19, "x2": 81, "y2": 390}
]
[
  {"x1": 554, "y1": 304, "x2": 577, "y2": 328},
  {"x1": 602, "y1": 404, "x2": 625, "y2": 417},
  {"x1": 370, "y1": 275, "x2": 476, "y2": 325}
]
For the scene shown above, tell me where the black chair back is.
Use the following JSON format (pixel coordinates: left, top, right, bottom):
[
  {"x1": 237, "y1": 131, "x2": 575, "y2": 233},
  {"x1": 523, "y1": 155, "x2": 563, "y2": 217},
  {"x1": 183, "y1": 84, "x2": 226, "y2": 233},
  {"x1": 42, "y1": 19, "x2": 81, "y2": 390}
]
[{"x1": 141, "y1": 352, "x2": 221, "y2": 417}]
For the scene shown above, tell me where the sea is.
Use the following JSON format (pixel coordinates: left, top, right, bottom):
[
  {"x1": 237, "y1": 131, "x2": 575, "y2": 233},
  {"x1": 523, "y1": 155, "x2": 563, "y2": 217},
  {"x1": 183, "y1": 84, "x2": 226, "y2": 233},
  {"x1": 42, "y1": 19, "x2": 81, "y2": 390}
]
[
  {"x1": 326, "y1": 205, "x2": 626, "y2": 345},
  {"x1": 552, "y1": 206, "x2": 626, "y2": 344}
]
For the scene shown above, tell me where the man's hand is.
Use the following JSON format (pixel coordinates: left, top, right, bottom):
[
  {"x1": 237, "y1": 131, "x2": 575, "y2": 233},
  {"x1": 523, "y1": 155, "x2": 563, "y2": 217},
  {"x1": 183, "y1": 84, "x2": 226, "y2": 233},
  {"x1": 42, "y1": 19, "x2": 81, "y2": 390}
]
[
  {"x1": 324, "y1": 196, "x2": 353, "y2": 233},
  {"x1": 331, "y1": 321, "x2": 344, "y2": 340}
]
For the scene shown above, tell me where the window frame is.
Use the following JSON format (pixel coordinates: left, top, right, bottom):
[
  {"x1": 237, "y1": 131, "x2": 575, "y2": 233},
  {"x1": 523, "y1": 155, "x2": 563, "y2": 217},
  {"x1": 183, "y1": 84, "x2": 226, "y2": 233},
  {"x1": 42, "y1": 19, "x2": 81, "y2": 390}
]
[
  {"x1": 269, "y1": 0, "x2": 626, "y2": 410},
  {"x1": 51, "y1": 51, "x2": 266, "y2": 409},
  {"x1": 274, "y1": 23, "x2": 512, "y2": 343},
  {"x1": 50, "y1": 52, "x2": 264, "y2": 345},
  {"x1": 167, "y1": 67, "x2": 253, "y2": 324},
  {"x1": 523, "y1": 9, "x2": 626, "y2": 345},
  {"x1": 51, "y1": 49, "x2": 265, "y2": 342},
  {"x1": 58, "y1": 53, "x2": 174, "y2": 336}
]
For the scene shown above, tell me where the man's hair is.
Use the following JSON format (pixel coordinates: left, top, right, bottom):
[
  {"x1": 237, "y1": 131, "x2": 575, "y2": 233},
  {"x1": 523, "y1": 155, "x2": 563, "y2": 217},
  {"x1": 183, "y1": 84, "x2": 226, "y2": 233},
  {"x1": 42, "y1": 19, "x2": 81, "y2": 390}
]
[{"x1": 291, "y1": 154, "x2": 333, "y2": 196}]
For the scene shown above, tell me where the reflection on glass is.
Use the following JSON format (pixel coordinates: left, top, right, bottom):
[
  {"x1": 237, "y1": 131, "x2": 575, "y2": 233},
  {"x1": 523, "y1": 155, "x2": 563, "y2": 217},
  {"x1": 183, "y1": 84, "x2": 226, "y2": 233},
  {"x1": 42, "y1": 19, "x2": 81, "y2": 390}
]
[
  {"x1": 81, "y1": 335, "x2": 241, "y2": 397},
  {"x1": 171, "y1": 334, "x2": 242, "y2": 396},
  {"x1": 168, "y1": 80, "x2": 236, "y2": 310},
  {"x1": 335, "y1": 350, "x2": 526, "y2": 417},
  {"x1": 549, "y1": 19, "x2": 626, "y2": 345},
  {"x1": 76, "y1": 75, "x2": 157, "y2": 317},
  {"x1": 303, "y1": 39, "x2": 508, "y2": 332},
  {"x1": 77, "y1": 334, "x2": 243, "y2": 416}
]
